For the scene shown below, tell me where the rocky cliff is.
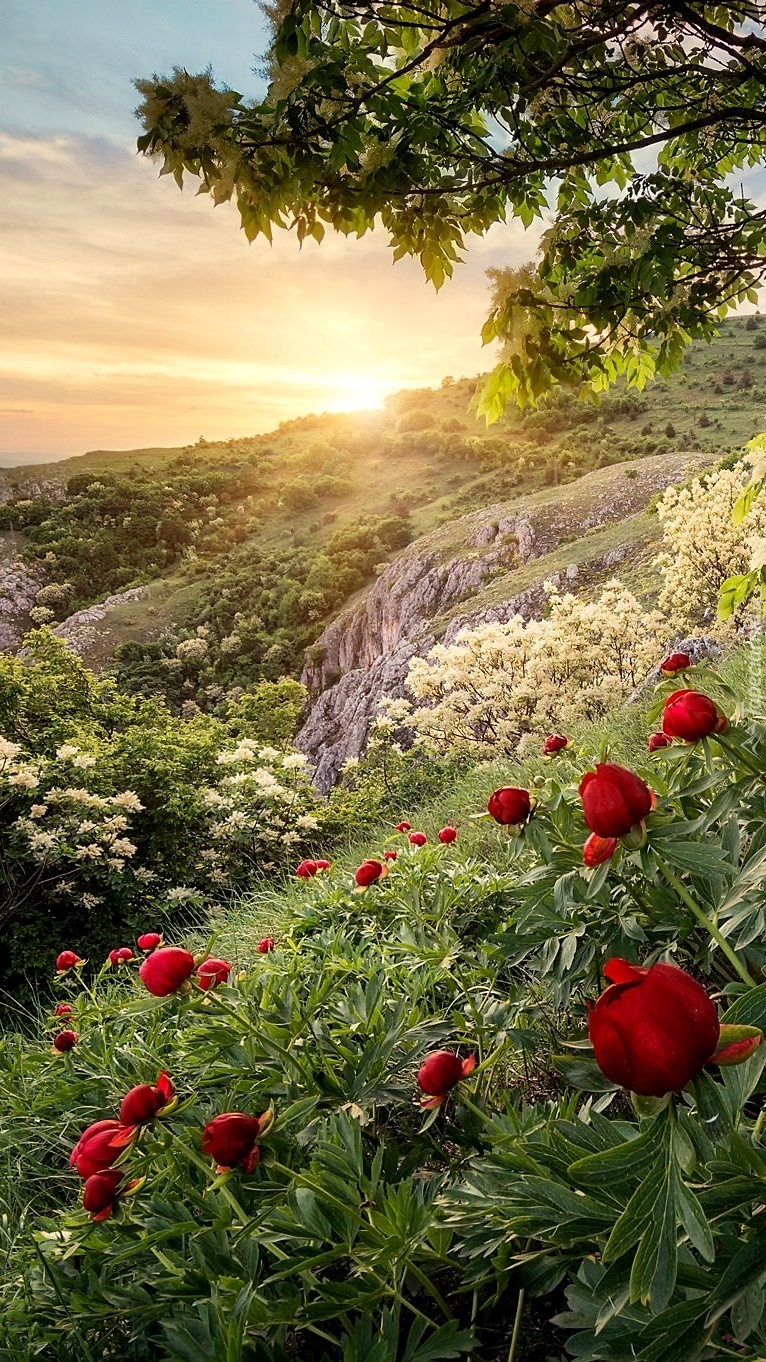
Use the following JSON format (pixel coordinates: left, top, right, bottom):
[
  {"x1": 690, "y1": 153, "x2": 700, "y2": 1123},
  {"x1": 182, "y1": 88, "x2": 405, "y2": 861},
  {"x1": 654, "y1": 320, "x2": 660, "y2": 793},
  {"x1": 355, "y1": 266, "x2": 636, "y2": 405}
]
[{"x1": 297, "y1": 450, "x2": 710, "y2": 789}]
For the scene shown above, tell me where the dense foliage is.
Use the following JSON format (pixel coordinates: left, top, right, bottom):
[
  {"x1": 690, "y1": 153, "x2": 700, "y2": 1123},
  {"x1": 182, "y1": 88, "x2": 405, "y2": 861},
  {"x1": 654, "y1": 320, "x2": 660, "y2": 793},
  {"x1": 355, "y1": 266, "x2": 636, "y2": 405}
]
[
  {"x1": 5, "y1": 659, "x2": 766, "y2": 1361},
  {"x1": 136, "y1": 4, "x2": 766, "y2": 411},
  {"x1": 0, "y1": 633, "x2": 328, "y2": 998},
  {"x1": 113, "y1": 512, "x2": 413, "y2": 707}
]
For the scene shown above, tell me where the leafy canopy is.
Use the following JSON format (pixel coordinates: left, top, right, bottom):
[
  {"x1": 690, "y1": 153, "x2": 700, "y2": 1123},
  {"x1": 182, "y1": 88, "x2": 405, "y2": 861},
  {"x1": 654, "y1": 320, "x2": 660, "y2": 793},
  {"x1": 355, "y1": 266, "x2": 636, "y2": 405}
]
[{"x1": 135, "y1": 3, "x2": 766, "y2": 414}]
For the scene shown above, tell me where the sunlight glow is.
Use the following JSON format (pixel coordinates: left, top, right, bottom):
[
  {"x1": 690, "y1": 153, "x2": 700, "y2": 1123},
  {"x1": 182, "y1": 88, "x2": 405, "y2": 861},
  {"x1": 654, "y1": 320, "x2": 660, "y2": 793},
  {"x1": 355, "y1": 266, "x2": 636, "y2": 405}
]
[{"x1": 321, "y1": 373, "x2": 392, "y2": 413}]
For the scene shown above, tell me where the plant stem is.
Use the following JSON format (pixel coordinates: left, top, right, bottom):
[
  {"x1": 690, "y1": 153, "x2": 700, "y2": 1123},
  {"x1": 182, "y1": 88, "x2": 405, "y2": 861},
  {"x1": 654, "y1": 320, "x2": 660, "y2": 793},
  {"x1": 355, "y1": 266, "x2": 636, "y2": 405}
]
[
  {"x1": 404, "y1": 1257, "x2": 454, "y2": 1321},
  {"x1": 507, "y1": 1288, "x2": 525, "y2": 1362},
  {"x1": 655, "y1": 858, "x2": 756, "y2": 988},
  {"x1": 714, "y1": 734, "x2": 763, "y2": 779}
]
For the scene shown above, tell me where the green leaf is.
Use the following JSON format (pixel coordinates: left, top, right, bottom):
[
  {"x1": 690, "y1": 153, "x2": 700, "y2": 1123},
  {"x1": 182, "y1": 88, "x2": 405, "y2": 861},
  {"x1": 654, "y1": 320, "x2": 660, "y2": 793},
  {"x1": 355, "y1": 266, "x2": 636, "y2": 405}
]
[
  {"x1": 552, "y1": 1055, "x2": 620, "y2": 1093},
  {"x1": 705, "y1": 1223, "x2": 766, "y2": 1326}
]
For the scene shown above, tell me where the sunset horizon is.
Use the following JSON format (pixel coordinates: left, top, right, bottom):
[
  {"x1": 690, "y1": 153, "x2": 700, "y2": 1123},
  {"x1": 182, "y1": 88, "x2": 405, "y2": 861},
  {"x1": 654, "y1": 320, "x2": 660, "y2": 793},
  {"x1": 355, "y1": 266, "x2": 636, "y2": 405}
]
[{"x1": 1, "y1": 0, "x2": 530, "y2": 461}]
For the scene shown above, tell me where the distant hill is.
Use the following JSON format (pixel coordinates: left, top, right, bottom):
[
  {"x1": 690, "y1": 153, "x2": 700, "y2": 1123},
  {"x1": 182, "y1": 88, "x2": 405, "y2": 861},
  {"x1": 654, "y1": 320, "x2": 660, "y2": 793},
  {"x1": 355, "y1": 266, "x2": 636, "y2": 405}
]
[{"x1": 0, "y1": 315, "x2": 762, "y2": 728}]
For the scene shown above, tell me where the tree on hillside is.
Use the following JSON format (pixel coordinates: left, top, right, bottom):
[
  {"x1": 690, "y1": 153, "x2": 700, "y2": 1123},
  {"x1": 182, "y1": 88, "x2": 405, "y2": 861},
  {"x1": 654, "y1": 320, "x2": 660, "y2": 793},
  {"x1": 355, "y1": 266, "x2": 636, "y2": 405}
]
[{"x1": 135, "y1": 3, "x2": 766, "y2": 415}]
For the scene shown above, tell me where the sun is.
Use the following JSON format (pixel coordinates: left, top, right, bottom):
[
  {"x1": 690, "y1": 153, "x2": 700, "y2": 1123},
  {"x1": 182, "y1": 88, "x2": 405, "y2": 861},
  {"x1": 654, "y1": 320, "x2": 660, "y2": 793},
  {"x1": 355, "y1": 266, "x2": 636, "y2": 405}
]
[{"x1": 322, "y1": 373, "x2": 392, "y2": 413}]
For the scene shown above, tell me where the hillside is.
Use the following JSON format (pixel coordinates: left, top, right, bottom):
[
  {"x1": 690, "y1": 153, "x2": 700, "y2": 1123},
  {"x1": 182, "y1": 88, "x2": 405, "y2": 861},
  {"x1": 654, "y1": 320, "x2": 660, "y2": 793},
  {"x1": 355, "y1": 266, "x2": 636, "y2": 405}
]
[
  {"x1": 0, "y1": 316, "x2": 763, "y2": 758},
  {"x1": 297, "y1": 448, "x2": 711, "y2": 787}
]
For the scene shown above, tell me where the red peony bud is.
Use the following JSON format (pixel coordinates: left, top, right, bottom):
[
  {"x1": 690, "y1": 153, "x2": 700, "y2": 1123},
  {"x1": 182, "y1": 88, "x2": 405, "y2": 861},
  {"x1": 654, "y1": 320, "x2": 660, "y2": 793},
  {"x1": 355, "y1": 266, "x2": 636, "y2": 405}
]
[
  {"x1": 660, "y1": 652, "x2": 692, "y2": 676},
  {"x1": 582, "y1": 833, "x2": 619, "y2": 867},
  {"x1": 395, "y1": 821, "x2": 412, "y2": 832},
  {"x1": 54, "y1": 1002, "x2": 73, "y2": 1017},
  {"x1": 408, "y1": 832, "x2": 427, "y2": 847},
  {"x1": 315, "y1": 859, "x2": 331, "y2": 871},
  {"x1": 119, "y1": 1071, "x2": 174, "y2": 1125},
  {"x1": 487, "y1": 787, "x2": 532, "y2": 827},
  {"x1": 136, "y1": 932, "x2": 162, "y2": 951},
  {"x1": 196, "y1": 957, "x2": 231, "y2": 990},
  {"x1": 543, "y1": 734, "x2": 568, "y2": 755},
  {"x1": 384, "y1": 849, "x2": 397, "y2": 861},
  {"x1": 648, "y1": 731, "x2": 672, "y2": 753},
  {"x1": 710, "y1": 1024, "x2": 763, "y2": 1067},
  {"x1": 438, "y1": 827, "x2": 457, "y2": 843},
  {"x1": 53, "y1": 1029, "x2": 78, "y2": 1052},
  {"x1": 82, "y1": 1169, "x2": 124, "y2": 1222},
  {"x1": 662, "y1": 689, "x2": 727, "y2": 743},
  {"x1": 417, "y1": 1050, "x2": 476, "y2": 1110},
  {"x1": 55, "y1": 950, "x2": 81, "y2": 973},
  {"x1": 108, "y1": 947, "x2": 133, "y2": 967},
  {"x1": 295, "y1": 859, "x2": 319, "y2": 878},
  {"x1": 579, "y1": 763, "x2": 653, "y2": 839},
  {"x1": 138, "y1": 947, "x2": 195, "y2": 997},
  {"x1": 70, "y1": 1120, "x2": 136, "y2": 1179},
  {"x1": 201, "y1": 1111, "x2": 269, "y2": 1172},
  {"x1": 588, "y1": 958, "x2": 720, "y2": 1097},
  {"x1": 355, "y1": 859, "x2": 385, "y2": 887},
  {"x1": 257, "y1": 937, "x2": 275, "y2": 954}
]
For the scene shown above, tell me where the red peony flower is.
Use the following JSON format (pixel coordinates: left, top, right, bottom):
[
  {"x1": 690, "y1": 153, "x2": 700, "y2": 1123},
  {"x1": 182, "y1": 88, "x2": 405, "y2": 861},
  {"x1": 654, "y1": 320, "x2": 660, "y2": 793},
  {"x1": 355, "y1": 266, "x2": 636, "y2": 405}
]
[
  {"x1": 417, "y1": 1050, "x2": 476, "y2": 1110},
  {"x1": 108, "y1": 947, "x2": 133, "y2": 967},
  {"x1": 197, "y1": 957, "x2": 232, "y2": 990},
  {"x1": 408, "y1": 832, "x2": 427, "y2": 847},
  {"x1": 138, "y1": 947, "x2": 195, "y2": 997},
  {"x1": 543, "y1": 734, "x2": 568, "y2": 755},
  {"x1": 137, "y1": 932, "x2": 162, "y2": 951},
  {"x1": 257, "y1": 937, "x2": 275, "y2": 954},
  {"x1": 82, "y1": 1169, "x2": 124, "y2": 1222},
  {"x1": 648, "y1": 732, "x2": 672, "y2": 753},
  {"x1": 662, "y1": 689, "x2": 727, "y2": 742},
  {"x1": 201, "y1": 1111, "x2": 271, "y2": 1172},
  {"x1": 53, "y1": 1029, "x2": 78, "y2": 1053},
  {"x1": 54, "y1": 1002, "x2": 73, "y2": 1017},
  {"x1": 582, "y1": 833, "x2": 619, "y2": 867},
  {"x1": 438, "y1": 827, "x2": 457, "y2": 843},
  {"x1": 296, "y1": 859, "x2": 319, "y2": 878},
  {"x1": 487, "y1": 787, "x2": 532, "y2": 827},
  {"x1": 395, "y1": 821, "x2": 412, "y2": 832},
  {"x1": 355, "y1": 859, "x2": 385, "y2": 887},
  {"x1": 384, "y1": 849, "x2": 397, "y2": 861},
  {"x1": 55, "y1": 950, "x2": 82, "y2": 973},
  {"x1": 588, "y1": 958, "x2": 720, "y2": 1097},
  {"x1": 660, "y1": 651, "x2": 692, "y2": 676},
  {"x1": 579, "y1": 763, "x2": 653, "y2": 839},
  {"x1": 119, "y1": 1071, "x2": 174, "y2": 1125},
  {"x1": 70, "y1": 1120, "x2": 136, "y2": 1179}
]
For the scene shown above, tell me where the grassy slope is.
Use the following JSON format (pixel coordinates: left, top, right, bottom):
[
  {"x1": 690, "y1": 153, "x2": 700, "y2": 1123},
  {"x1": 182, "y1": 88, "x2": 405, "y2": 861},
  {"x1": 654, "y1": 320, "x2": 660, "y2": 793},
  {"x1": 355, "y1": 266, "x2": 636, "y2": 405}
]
[{"x1": 208, "y1": 640, "x2": 762, "y2": 962}]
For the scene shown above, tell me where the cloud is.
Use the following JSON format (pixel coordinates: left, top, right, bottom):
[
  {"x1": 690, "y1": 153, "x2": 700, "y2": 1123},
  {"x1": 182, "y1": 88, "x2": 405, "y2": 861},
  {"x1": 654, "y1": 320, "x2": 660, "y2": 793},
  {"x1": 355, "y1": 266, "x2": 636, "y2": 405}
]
[{"x1": 0, "y1": 130, "x2": 536, "y2": 456}]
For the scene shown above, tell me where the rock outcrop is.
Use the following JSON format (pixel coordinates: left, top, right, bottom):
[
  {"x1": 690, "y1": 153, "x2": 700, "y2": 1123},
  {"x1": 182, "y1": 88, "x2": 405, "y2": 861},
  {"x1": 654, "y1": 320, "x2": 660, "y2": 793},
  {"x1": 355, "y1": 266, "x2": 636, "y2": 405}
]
[
  {"x1": 0, "y1": 554, "x2": 40, "y2": 650},
  {"x1": 297, "y1": 450, "x2": 710, "y2": 789},
  {"x1": 54, "y1": 588, "x2": 147, "y2": 657}
]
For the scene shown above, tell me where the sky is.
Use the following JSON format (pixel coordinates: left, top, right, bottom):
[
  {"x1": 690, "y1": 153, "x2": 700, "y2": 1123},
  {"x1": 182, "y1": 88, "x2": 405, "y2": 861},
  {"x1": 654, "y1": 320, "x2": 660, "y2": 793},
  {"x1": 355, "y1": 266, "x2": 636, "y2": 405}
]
[{"x1": 0, "y1": 0, "x2": 532, "y2": 461}]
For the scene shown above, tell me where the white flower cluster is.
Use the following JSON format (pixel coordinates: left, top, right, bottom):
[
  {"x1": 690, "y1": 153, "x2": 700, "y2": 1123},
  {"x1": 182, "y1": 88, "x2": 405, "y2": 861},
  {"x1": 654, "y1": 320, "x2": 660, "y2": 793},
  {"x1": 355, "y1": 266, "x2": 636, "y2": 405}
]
[
  {"x1": 381, "y1": 581, "x2": 665, "y2": 756},
  {"x1": 197, "y1": 739, "x2": 323, "y2": 881},
  {"x1": 656, "y1": 459, "x2": 766, "y2": 627},
  {"x1": 0, "y1": 740, "x2": 145, "y2": 906}
]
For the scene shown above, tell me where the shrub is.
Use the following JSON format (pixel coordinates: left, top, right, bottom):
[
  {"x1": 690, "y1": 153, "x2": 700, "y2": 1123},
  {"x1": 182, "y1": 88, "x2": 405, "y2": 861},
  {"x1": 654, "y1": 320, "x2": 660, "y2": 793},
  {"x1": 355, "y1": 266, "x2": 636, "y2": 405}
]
[{"x1": 385, "y1": 581, "x2": 665, "y2": 757}]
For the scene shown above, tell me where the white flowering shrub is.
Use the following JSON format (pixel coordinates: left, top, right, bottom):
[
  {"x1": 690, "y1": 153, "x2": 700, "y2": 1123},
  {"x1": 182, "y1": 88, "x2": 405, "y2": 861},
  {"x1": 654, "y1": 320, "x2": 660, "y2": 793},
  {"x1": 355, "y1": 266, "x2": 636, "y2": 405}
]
[
  {"x1": 656, "y1": 458, "x2": 766, "y2": 627},
  {"x1": 383, "y1": 582, "x2": 665, "y2": 756},
  {"x1": 0, "y1": 738, "x2": 143, "y2": 933},
  {"x1": 199, "y1": 741, "x2": 323, "y2": 880},
  {"x1": 0, "y1": 631, "x2": 330, "y2": 998}
]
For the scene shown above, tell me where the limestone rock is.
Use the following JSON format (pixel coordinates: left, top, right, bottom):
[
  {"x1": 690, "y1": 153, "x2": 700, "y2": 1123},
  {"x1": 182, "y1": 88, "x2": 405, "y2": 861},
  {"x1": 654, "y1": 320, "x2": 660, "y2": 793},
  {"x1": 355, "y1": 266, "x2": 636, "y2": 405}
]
[
  {"x1": 0, "y1": 555, "x2": 40, "y2": 650},
  {"x1": 54, "y1": 588, "x2": 146, "y2": 656}
]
